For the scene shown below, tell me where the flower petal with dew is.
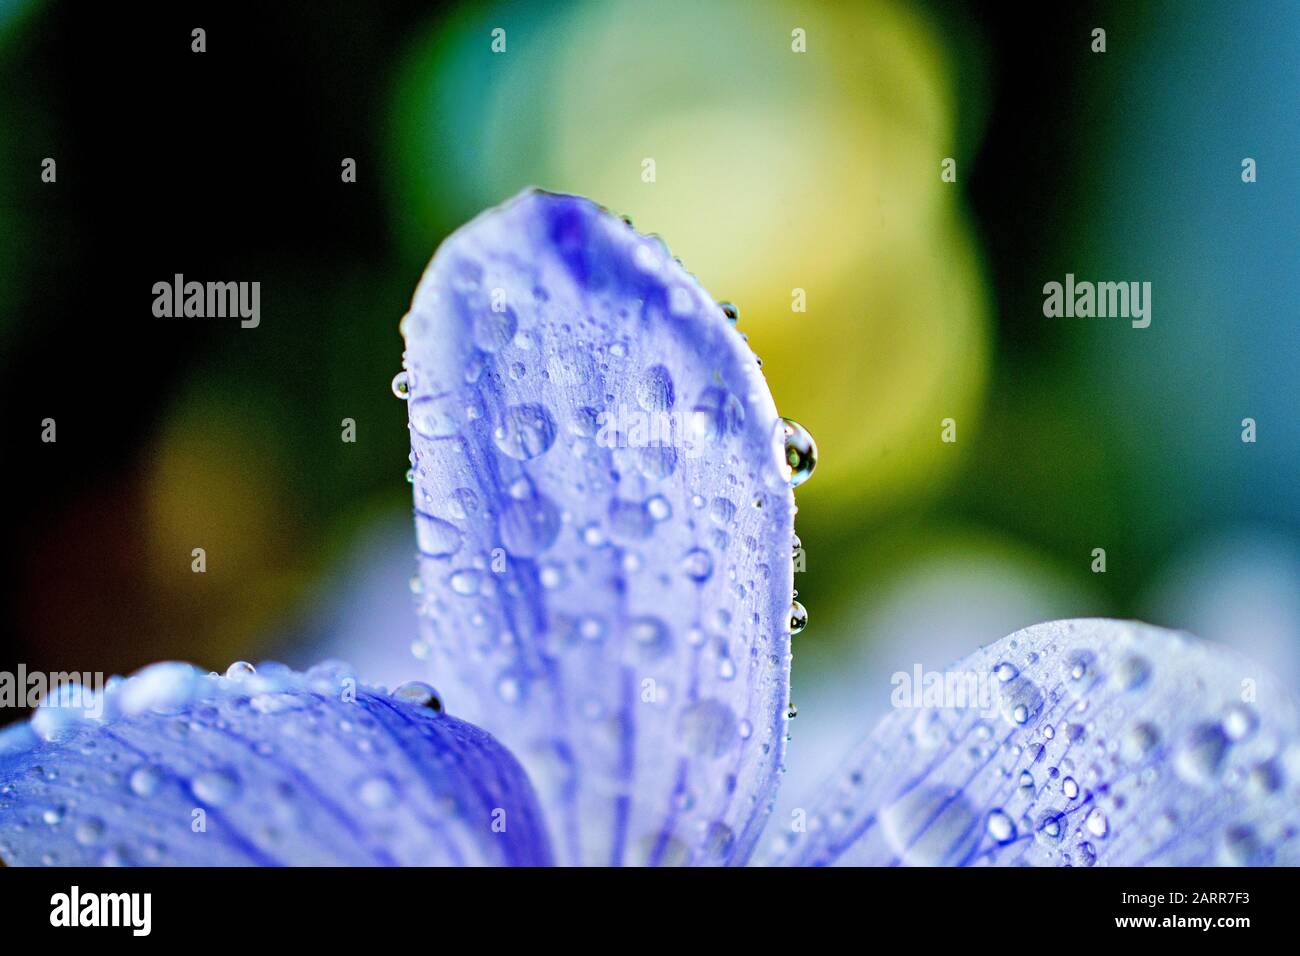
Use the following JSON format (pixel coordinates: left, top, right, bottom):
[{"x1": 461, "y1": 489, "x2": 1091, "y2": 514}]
[
  {"x1": 0, "y1": 661, "x2": 552, "y2": 866},
  {"x1": 399, "y1": 189, "x2": 798, "y2": 865},
  {"x1": 762, "y1": 619, "x2": 1300, "y2": 866}
]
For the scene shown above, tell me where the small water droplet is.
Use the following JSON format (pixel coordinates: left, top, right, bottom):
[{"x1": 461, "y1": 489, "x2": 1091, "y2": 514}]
[
  {"x1": 986, "y1": 808, "x2": 1016, "y2": 844},
  {"x1": 391, "y1": 371, "x2": 411, "y2": 399},
  {"x1": 75, "y1": 817, "x2": 105, "y2": 845},
  {"x1": 192, "y1": 769, "x2": 240, "y2": 807},
  {"x1": 357, "y1": 775, "x2": 397, "y2": 810},
  {"x1": 681, "y1": 547, "x2": 713, "y2": 582},
  {"x1": 391, "y1": 681, "x2": 443, "y2": 712},
  {"x1": 129, "y1": 765, "x2": 163, "y2": 798}
]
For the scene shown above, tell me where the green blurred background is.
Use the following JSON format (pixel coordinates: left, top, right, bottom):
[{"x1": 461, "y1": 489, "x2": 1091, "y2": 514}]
[{"x1": 1, "y1": 0, "x2": 1296, "y2": 777}]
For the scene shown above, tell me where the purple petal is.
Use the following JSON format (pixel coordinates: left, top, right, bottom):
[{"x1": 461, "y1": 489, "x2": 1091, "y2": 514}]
[
  {"x1": 0, "y1": 661, "x2": 551, "y2": 865},
  {"x1": 762, "y1": 619, "x2": 1299, "y2": 866},
  {"x1": 401, "y1": 190, "x2": 796, "y2": 865}
]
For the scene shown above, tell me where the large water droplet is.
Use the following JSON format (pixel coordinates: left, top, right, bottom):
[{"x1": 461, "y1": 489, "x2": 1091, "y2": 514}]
[
  {"x1": 779, "y1": 418, "x2": 818, "y2": 487},
  {"x1": 473, "y1": 305, "x2": 517, "y2": 353},
  {"x1": 410, "y1": 393, "x2": 462, "y2": 439},
  {"x1": 691, "y1": 387, "x2": 744, "y2": 442},
  {"x1": 415, "y1": 512, "x2": 463, "y2": 558},
  {"x1": 880, "y1": 786, "x2": 980, "y2": 866},
  {"x1": 1175, "y1": 723, "x2": 1230, "y2": 785},
  {"x1": 998, "y1": 675, "x2": 1044, "y2": 726},
  {"x1": 788, "y1": 600, "x2": 808, "y2": 636},
  {"x1": 493, "y1": 403, "x2": 557, "y2": 460},
  {"x1": 677, "y1": 699, "x2": 738, "y2": 759},
  {"x1": 636, "y1": 364, "x2": 676, "y2": 412},
  {"x1": 498, "y1": 494, "x2": 561, "y2": 556}
]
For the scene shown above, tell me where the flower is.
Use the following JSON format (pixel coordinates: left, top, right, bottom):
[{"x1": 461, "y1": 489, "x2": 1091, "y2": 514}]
[{"x1": 1, "y1": 192, "x2": 1295, "y2": 866}]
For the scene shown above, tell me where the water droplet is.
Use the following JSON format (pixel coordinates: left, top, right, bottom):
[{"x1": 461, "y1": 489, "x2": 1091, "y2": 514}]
[
  {"x1": 357, "y1": 775, "x2": 397, "y2": 810},
  {"x1": 677, "y1": 699, "x2": 738, "y2": 759},
  {"x1": 709, "y1": 497, "x2": 736, "y2": 526},
  {"x1": 129, "y1": 765, "x2": 163, "y2": 798},
  {"x1": 410, "y1": 393, "x2": 462, "y2": 439},
  {"x1": 718, "y1": 301, "x2": 740, "y2": 325},
  {"x1": 636, "y1": 364, "x2": 675, "y2": 412},
  {"x1": 986, "y1": 809, "x2": 1016, "y2": 844},
  {"x1": 449, "y1": 568, "x2": 482, "y2": 596},
  {"x1": 788, "y1": 600, "x2": 808, "y2": 636},
  {"x1": 630, "y1": 617, "x2": 671, "y2": 658},
  {"x1": 994, "y1": 661, "x2": 1019, "y2": 682},
  {"x1": 473, "y1": 305, "x2": 517, "y2": 353},
  {"x1": 880, "y1": 786, "x2": 980, "y2": 865},
  {"x1": 691, "y1": 387, "x2": 744, "y2": 442},
  {"x1": 1222, "y1": 704, "x2": 1258, "y2": 741},
  {"x1": 1121, "y1": 721, "x2": 1160, "y2": 761},
  {"x1": 1085, "y1": 807, "x2": 1109, "y2": 838},
  {"x1": 493, "y1": 403, "x2": 557, "y2": 460},
  {"x1": 415, "y1": 512, "x2": 463, "y2": 558},
  {"x1": 225, "y1": 661, "x2": 256, "y2": 681},
  {"x1": 778, "y1": 418, "x2": 818, "y2": 487},
  {"x1": 682, "y1": 548, "x2": 713, "y2": 582},
  {"x1": 75, "y1": 817, "x2": 105, "y2": 845},
  {"x1": 1035, "y1": 810, "x2": 1065, "y2": 844},
  {"x1": 390, "y1": 371, "x2": 411, "y2": 399},
  {"x1": 998, "y1": 676, "x2": 1044, "y2": 726},
  {"x1": 1062, "y1": 776, "x2": 1080, "y2": 800},
  {"x1": 1175, "y1": 723, "x2": 1230, "y2": 785},
  {"x1": 192, "y1": 769, "x2": 239, "y2": 806},
  {"x1": 646, "y1": 495, "x2": 672, "y2": 522},
  {"x1": 608, "y1": 498, "x2": 653, "y2": 540},
  {"x1": 1114, "y1": 655, "x2": 1152, "y2": 691},
  {"x1": 392, "y1": 681, "x2": 443, "y2": 712}
]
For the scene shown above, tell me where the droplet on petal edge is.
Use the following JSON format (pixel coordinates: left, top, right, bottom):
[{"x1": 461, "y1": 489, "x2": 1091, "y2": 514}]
[
  {"x1": 762, "y1": 619, "x2": 1300, "y2": 867},
  {"x1": 399, "y1": 189, "x2": 796, "y2": 866},
  {"x1": 0, "y1": 660, "x2": 551, "y2": 866}
]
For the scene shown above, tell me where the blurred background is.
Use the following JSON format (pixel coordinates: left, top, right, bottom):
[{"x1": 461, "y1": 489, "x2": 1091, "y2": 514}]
[{"x1": 1, "y1": 1, "x2": 1296, "y2": 794}]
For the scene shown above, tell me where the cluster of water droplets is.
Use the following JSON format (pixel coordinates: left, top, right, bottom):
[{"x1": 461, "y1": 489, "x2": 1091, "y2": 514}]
[
  {"x1": 763, "y1": 620, "x2": 1298, "y2": 867},
  {"x1": 0, "y1": 659, "x2": 474, "y2": 866}
]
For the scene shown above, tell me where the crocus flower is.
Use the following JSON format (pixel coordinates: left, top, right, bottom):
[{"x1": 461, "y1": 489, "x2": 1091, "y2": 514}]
[{"x1": 1, "y1": 191, "x2": 1295, "y2": 867}]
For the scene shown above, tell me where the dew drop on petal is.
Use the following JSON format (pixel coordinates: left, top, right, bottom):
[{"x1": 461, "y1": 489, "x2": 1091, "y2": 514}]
[
  {"x1": 789, "y1": 600, "x2": 808, "y2": 636},
  {"x1": 391, "y1": 681, "x2": 443, "y2": 712},
  {"x1": 191, "y1": 769, "x2": 240, "y2": 807},
  {"x1": 391, "y1": 371, "x2": 411, "y2": 399},
  {"x1": 778, "y1": 418, "x2": 818, "y2": 487}
]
